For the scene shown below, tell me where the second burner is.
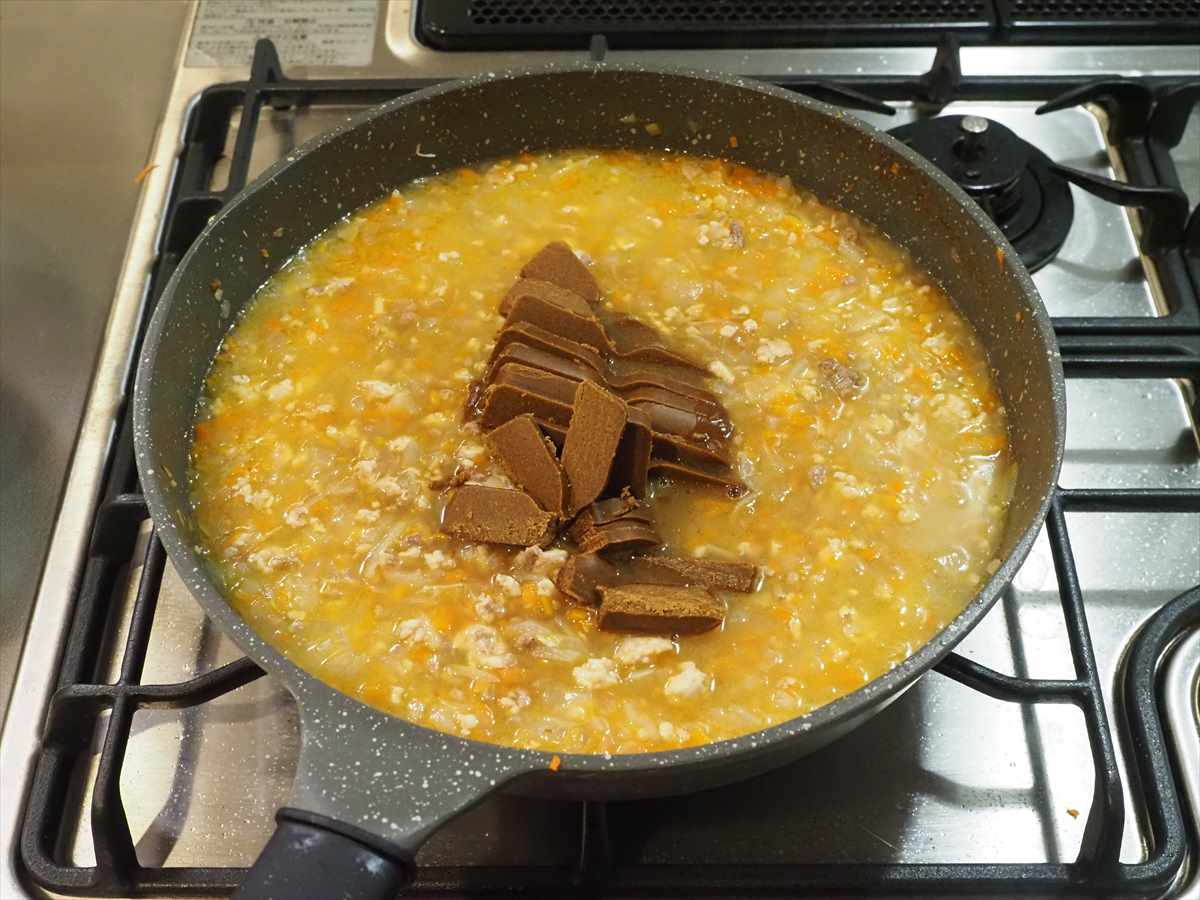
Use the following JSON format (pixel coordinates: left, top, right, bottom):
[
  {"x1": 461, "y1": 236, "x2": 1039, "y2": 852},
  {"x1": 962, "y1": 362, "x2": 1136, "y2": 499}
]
[{"x1": 890, "y1": 115, "x2": 1074, "y2": 272}]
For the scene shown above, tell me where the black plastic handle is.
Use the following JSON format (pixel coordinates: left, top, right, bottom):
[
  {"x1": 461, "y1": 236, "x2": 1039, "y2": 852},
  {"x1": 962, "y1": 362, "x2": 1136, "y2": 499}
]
[{"x1": 233, "y1": 809, "x2": 415, "y2": 900}]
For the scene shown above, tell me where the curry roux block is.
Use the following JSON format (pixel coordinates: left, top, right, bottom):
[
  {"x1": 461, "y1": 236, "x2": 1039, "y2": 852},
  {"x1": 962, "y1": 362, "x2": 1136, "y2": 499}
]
[
  {"x1": 603, "y1": 313, "x2": 708, "y2": 374},
  {"x1": 568, "y1": 495, "x2": 659, "y2": 551},
  {"x1": 575, "y1": 519, "x2": 663, "y2": 555},
  {"x1": 504, "y1": 281, "x2": 610, "y2": 351},
  {"x1": 440, "y1": 484, "x2": 555, "y2": 546},
  {"x1": 488, "y1": 342, "x2": 602, "y2": 387},
  {"x1": 560, "y1": 381, "x2": 627, "y2": 515},
  {"x1": 626, "y1": 556, "x2": 760, "y2": 593},
  {"x1": 486, "y1": 414, "x2": 568, "y2": 515},
  {"x1": 520, "y1": 241, "x2": 600, "y2": 306},
  {"x1": 555, "y1": 552, "x2": 618, "y2": 605},
  {"x1": 605, "y1": 405, "x2": 652, "y2": 499},
  {"x1": 479, "y1": 363, "x2": 579, "y2": 429},
  {"x1": 597, "y1": 583, "x2": 725, "y2": 634},
  {"x1": 568, "y1": 492, "x2": 649, "y2": 537},
  {"x1": 622, "y1": 385, "x2": 730, "y2": 430},
  {"x1": 491, "y1": 321, "x2": 607, "y2": 375},
  {"x1": 648, "y1": 458, "x2": 745, "y2": 496}
]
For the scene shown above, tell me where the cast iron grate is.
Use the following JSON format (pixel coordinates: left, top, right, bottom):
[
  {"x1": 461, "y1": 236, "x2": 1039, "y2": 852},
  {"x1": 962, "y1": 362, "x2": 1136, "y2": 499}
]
[{"x1": 17, "y1": 39, "x2": 1200, "y2": 898}]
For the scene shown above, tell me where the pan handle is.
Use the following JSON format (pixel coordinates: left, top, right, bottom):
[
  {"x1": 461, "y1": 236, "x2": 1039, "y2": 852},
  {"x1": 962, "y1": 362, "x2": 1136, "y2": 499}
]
[
  {"x1": 230, "y1": 685, "x2": 541, "y2": 898},
  {"x1": 233, "y1": 808, "x2": 413, "y2": 900}
]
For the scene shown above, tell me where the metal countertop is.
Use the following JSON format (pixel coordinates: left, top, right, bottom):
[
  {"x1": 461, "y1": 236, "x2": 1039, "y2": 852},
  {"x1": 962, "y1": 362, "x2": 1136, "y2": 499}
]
[{"x1": 0, "y1": 0, "x2": 189, "y2": 711}]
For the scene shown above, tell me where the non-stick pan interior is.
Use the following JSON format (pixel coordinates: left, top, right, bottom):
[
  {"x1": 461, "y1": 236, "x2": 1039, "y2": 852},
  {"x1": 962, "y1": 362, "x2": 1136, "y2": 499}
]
[{"x1": 136, "y1": 68, "x2": 1063, "y2": 782}]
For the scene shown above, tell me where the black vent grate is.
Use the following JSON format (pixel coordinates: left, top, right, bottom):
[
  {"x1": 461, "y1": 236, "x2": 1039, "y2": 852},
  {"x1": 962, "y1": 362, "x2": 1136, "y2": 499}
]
[
  {"x1": 420, "y1": 0, "x2": 995, "y2": 49},
  {"x1": 997, "y1": 0, "x2": 1200, "y2": 39},
  {"x1": 1007, "y1": 0, "x2": 1200, "y2": 18},
  {"x1": 419, "y1": 0, "x2": 1200, "y2": 48},
  {"x1": 466, "y1": 0, "x2": 992, "y2": 24}
]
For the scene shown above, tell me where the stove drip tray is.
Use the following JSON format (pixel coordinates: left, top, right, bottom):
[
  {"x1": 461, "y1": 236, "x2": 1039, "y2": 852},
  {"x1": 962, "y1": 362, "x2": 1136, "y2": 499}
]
[{"x1": 889, "y1": 115, "x2": 1074, "y2": 272}]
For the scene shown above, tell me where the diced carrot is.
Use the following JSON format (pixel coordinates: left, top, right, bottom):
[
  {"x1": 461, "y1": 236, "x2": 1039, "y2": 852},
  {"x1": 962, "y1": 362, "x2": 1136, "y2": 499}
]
[{"x1": 430, "y1": 606, "x2": 456, "y2": 633}]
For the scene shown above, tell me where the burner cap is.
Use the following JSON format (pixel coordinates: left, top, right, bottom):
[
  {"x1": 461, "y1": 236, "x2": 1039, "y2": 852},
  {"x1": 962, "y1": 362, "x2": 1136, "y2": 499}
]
[{"x1": 889, "y1": 115, "x2": 1073, "y2": 273}]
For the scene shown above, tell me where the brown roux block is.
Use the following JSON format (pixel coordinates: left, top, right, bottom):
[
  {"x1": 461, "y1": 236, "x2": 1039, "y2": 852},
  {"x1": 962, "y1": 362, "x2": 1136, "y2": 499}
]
[
  {"x1": 609, "y1": 355, "x2": 710, "y2": 393},
  {"x1": 622, "y1": 386, "x2": 730, "y2": 429},
  {"x1": 626, "y1": 556, "x2": 760, "y2": 593},
  {"x1": 603, "y1": 313, "x2": 707, "y2": 374},
  {"x1": 441, "y1": 484, "x2": 556, "y2": 546},
  {"x1": 648, "y1": 458, "x2": 746, "y2": 495},
  {"x1": 605, "y1": 406, "x2": 652, "y2": 499},
  {"x1": 504, "y1": 281, "x2": 610, "y2": 351},
  {"x1": 597, "y1": 583, "x2": 725, "y2": 634},
  {"x1": 555, "y1": 552, "x2": 618, "y2": 605},
  {"x1": 576, "y1": 492, "x2": 647, "y2": 527},
  {"x1": 480, "y1": 363, "x2": 579, "y2": 429},
  {"x1": 607, "y1": 360, "x2": 719, "y2": 404},
  {"x1": 567, "y1": 496, "x2": 655, "y2": 544},
  {"x1": 650, "y1": 430, "x2": 735, "y2": 468},
  {"x1": 520, "y1": 241, "x2": 600, "y2": 306},
  {"x1": 575, "y1": 519, "x2": 663, "y2": 555},
  {"x1": 630, "y1": 402, "x2": 734, "y2": 466},
  {"x1": 491, "y1": 321, "x2": 608, "y2": 374},
  {"x1": 532, "y1": 408, "x2": 737, "y2": 490},
  {"x1": 535, "y1": 417, "x2": 567, "y2": 450},
  {"x1": 488, "y1": 342, "x2": 602, "y2": 387},
  {"x1": 486, "y1": 414, "x2": 568, "y2": 515},
  {"x1": 491, "y1": 334, "x2": 721, "y2": 421},
  {"x1": 560, "y1": 381, "x2": 627, "y2": 515}
]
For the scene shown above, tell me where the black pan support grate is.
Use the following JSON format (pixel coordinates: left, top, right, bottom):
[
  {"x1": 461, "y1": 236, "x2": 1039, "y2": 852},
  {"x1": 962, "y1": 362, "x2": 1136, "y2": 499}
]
[{"x1": 18, "y1": 40, "x2": 1200, "y2": 898}]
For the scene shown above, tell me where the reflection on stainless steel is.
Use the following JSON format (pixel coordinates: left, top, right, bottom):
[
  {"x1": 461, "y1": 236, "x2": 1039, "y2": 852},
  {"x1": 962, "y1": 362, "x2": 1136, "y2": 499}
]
[
  {"x1": 0, "y1": 7, "x2": 202, "y2": 899},
  {"x1": 1177, "y1": 110, "x2": 1200, "y2": 212},
  {"x1": 1, "y1": 4, "x2": 1197, "y2": 896},
  {"x1": 1164, "y1": 631, "x2": 1200, "y2": 900},
  {"x1": 0, "y1": 0, "x2": 190, "y2": 715}
]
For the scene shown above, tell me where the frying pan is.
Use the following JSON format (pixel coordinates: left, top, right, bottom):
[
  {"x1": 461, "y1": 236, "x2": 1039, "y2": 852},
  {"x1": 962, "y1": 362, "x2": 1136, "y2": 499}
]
[{"x1": 133, "y1": 65, "x2": 1065, "y2": 898}]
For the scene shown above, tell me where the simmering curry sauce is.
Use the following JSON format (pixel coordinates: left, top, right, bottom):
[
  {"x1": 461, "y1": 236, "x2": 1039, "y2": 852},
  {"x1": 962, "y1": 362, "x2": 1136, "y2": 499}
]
[{"x1": 191, "y1": 151, "x2": 1014, "y2": 754}]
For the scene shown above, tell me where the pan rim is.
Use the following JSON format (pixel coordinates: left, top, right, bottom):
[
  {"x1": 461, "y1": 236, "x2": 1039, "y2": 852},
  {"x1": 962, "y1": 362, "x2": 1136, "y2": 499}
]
[{"x1": 133, "y1": 61, "x2": 1066, "y2": 780}]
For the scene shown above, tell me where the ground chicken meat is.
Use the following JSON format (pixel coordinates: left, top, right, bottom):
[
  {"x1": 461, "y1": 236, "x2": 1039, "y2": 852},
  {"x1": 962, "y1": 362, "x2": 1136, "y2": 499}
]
[
  {"x1": 664, "y1": 661, "x2": 708, "y2": 699},
  {"x1": 818, "y1": 357, "x2": 867, "y2": 399},
  {"x1": 453, "y1": 624, "x2": 516, "y2": 669},
  {"x1": 473, "y1": 592, "x2": 505, "y2": 623},
  {"x1": 573, "y1": 657, "x2": 619, "y2": 690},
  {"x1": 498, "y1": 688, "x2": 531, "y2": 714},
  {"x1": 613, "y1": 636, "x2": 676, "y2": 666},
  {"x1": 394, "y1": 617, "x2": 441, "y2": 651}
]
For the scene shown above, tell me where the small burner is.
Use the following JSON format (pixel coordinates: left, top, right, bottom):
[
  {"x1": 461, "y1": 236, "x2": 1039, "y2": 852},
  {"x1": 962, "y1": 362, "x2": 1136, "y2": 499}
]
[{"x1": 889, "y1": 115, "x2": 1073, "y2": 272}]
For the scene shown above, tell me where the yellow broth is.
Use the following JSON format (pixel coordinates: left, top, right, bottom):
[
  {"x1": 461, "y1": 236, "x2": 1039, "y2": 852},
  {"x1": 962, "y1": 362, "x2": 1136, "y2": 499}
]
[{"x1": 191, "y1": 151, "x2": 1014, "y2": 754}]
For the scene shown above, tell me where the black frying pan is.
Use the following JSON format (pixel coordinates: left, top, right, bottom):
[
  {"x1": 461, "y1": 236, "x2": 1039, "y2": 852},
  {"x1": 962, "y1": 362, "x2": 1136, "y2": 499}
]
[{"x1": 133, "y1": 65, "x2": 1065, "y2": 898}]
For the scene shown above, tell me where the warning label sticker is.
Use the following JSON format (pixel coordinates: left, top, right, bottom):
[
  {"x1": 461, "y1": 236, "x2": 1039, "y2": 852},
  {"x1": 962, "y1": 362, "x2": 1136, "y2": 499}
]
[{"x1": 187, "y1": 0, "x2": 378, "y2": 68}]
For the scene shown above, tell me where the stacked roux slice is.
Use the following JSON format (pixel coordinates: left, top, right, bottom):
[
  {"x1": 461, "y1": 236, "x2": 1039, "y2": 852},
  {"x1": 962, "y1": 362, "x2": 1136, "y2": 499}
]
[{"x1": 439, "y1": 242, "x2": 760, "y2": 635}]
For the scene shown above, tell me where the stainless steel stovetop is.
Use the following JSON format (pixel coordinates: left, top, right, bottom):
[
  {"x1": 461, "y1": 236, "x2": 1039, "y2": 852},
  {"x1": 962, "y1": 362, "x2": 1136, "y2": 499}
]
[{"x1": 1, "y1": 3, "x2": 1197, "y2": 898}]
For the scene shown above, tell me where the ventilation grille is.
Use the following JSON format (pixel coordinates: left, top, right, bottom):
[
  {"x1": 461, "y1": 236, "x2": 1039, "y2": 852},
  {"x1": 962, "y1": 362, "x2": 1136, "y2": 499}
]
[
  {"x1": 466, "y1": 0, "x2": 990, "y2": 25},
  {"x1": 417, "y1": 0, "x2": 1200, "y2": 48},
  {"x1": 1007, "y1": 0, "x2": 1199, "y2": 19},
  {"x1": 418, "y1": 0, "x2": 994, "y2": 50}
]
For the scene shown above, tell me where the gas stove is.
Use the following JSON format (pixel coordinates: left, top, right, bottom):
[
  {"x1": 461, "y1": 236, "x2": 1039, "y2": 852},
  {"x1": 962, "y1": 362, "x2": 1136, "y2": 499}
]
[{"x1": 1, "y1": 3, "x2": 1198, "y2": 898}]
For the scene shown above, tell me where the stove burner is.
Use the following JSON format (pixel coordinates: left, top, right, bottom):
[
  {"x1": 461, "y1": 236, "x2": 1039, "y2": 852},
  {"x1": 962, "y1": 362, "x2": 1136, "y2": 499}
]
[{"x1": 889, "y1": 115, "x2": 1074, "y2": 272}]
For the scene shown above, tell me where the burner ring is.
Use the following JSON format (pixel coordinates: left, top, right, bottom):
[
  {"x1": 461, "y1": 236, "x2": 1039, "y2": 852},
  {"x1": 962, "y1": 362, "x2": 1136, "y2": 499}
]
[
  {"x1": 1009, "y1": 148, "x2": 1073, "y2": 272},
  {"x1": 889, "y1": 116, "x2": 1074, "y2": 273}
]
